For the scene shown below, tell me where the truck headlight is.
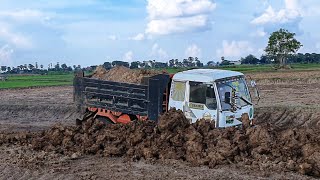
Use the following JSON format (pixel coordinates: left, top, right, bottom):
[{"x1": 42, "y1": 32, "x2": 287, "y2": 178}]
[
  {"x1": 185, "y1": 111, "x2": 196, "y2": 118},
  {"x1": 203, "y1": 112, "x2": 212, "y2": 120}
]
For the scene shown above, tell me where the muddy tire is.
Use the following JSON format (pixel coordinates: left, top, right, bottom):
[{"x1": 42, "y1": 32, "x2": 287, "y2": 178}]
[{"x1": 95, "y1": 116, "x2": 114, "y2": 124}]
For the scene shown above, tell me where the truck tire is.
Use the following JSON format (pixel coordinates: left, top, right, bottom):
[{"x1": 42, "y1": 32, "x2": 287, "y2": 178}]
[{"x1": 96, "y1": 116, "x2": 114, "y2": 124}]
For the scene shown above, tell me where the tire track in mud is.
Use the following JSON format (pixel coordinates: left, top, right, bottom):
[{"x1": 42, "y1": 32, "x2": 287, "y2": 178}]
[
  {"x1": 255, "y1": 107, "x2": 320, "y2": 129},
  {"x1": 0, "y1": 104, "x2": 79, "y2": 132}
]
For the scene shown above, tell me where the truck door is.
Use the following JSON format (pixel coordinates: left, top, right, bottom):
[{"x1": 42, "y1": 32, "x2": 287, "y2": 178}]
[{"x1": 186, "y1": 81, "x2": 218, "y2": 123}]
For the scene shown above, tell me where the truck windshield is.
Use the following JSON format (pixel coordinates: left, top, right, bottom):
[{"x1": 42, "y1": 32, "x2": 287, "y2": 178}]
[{"x1": 216, "y1": 77, "x2": 251, "y2": 111}]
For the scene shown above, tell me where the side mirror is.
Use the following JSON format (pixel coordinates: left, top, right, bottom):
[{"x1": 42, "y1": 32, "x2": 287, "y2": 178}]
[
  {"x1": 250, "y1": 80, "x2": 256, "y2": 88},
  {"x1": 225, "y1": 92, "x2": 231, "y2": 104}
]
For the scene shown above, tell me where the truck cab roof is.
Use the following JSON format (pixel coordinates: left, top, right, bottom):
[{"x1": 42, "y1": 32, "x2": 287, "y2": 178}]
[{"x1": 172, "y1": 69, "x2": 244, "y2": 83}]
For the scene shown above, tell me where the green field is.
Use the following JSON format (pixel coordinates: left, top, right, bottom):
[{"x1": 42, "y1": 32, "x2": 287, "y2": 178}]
[
  {"x1": 163, "y1": 63, "x2": 320, "y2": 74},
  {"x1": 0, "y1": 73, "x2": 73, "y2": 89},
  {"x1": 1, "y1": 63, "x2": 320, "y2": 89}
]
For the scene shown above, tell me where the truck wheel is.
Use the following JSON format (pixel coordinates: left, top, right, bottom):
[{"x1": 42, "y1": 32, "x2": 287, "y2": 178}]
[{"x1": 95, "y1": 116, "x2": 114, "y2": 124}]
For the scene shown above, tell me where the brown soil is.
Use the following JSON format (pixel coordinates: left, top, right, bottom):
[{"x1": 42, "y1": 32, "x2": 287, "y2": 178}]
[
  {"x1": 255, "y1": 107, "x2": 320, "y2": 129},
  {"x1": 1, "y1": 70, "x2": 320, "y2": 179},
  {"x1": 91, "y1": 66, "x2": 163, "y2": 84},
  {"x1": 1, "y1": 146, "x2": 311, "y2": 180},
  {"x1": 1, "y1": 109, "x2": 319, "y2": 178},
  {"x1": 248, "y1": 70, "x2": 320, "y2": 84},
  {"x1": 0, "y1": 86, "x2": 78, "y2": 132}
]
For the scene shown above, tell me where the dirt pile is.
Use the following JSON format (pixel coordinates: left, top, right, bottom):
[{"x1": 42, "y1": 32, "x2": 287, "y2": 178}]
[
  {"x1": 0, "y1": 132, "x2": 38, "y2": 146},
  {"x1": 91, "y1": 66, "x2": 163, "y2": 84},
  {"x1": 1, "y1": 109, "x2": 320, "y2": 177}
]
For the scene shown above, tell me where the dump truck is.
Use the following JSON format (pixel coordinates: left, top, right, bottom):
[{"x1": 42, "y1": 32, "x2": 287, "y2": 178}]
[{"x1": 74, "y1": 69, "x2": 259, "y2": 128}]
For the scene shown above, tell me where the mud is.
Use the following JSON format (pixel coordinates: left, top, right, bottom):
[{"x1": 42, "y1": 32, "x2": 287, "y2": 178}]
[
  {"x1": 1, "y1": 70, "x2": 320, "y2": 179},
  {"x1": 1, "y1": 146, "x2": 312, "y2": 180},
  {"x1": 91, "y1": 66, "x2": 163, "y2": 84},
  {"x1": 1, "y1": 109, "x2": 319, "y2": 177},
  {"x1": 255, "y1": 107, "x2": 320, "y2": 129},
  {"x1": 0, "y1": 86, "x2": 78, "y2": 132}
]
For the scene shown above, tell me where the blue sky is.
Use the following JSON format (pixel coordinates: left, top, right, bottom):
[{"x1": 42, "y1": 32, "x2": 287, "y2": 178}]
[{"x1": 0, "y1": 0, "x2": 320, "y2": 67}]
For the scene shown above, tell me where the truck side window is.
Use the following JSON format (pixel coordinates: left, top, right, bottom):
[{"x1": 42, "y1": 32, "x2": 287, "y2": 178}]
[
  {"x1": 206, "y1": 85, "x2": 217, "y2": 110},
  {"x1": 189, "y1": 82, "x2": 217, "y2": 110},
  {"x1": 171, "y1": 81, "x2": 186, "y2": 101}
]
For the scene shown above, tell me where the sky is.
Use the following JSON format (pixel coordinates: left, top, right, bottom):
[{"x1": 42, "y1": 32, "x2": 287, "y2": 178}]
[{"x1": 1, "y1": 0, "x2": 320, "y2": 67}]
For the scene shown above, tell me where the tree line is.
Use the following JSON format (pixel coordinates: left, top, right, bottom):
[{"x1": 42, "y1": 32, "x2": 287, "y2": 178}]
[
  {"x1": 240, "y1": 53, "x2": 320, "y2": 65},
  {"x1": 0, "y1": 57, "x2": 205, "y2": 74},
  {"x1": 0, "y1": 62, "x2": 83, "y2": 74},
  {"x1": 0, "y1": 28, "x2": 318, "y2": 74},
  {"x1": 2, "y1": 52, "x2": 319, "y2": 75}
]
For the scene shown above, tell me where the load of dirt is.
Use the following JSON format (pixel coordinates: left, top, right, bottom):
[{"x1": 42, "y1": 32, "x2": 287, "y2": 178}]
[
  {"x1": 1, "y1": 109, "x2": 320, "y2": 177},
  {"x1": 91, "y1": 66, "x2": 163, "y2": 84}
]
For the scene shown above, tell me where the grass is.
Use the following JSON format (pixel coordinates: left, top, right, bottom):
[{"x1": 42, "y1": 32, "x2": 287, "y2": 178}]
[
  {"x1": 289, "y1": 63, "x2": 320, "y2": 70},
  {"x1": 0, "y1": 74, "x2": 73, "y2": 89}
]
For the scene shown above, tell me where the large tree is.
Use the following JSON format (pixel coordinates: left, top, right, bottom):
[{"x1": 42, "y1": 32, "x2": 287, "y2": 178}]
[{"x1": 265, "y1": 28, "x2": 302, "y2": 67}]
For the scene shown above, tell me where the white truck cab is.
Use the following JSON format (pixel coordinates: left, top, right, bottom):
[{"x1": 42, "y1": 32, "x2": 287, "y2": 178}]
[{"x1": 168, "y1": 69, "x2": 254, "y2": 128}]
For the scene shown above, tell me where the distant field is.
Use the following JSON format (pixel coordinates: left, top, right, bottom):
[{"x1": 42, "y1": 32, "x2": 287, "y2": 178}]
[
  {"x1": 0, "y1": 74, "x2": 73, "y2": 89},
  {"x1": 1, "y1": 63, "x2": 320, "y2": 89},
  {"x1": 163, "y1": 63, "x2": 320, "y2": 73},
  {"x1": 221, "y1": 63, "x2": 320, "y2": 72}
]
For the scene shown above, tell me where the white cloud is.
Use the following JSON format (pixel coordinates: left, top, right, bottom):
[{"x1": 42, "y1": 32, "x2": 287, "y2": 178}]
[
  {"x1": 285, "y1": 0, "x2": 299, "y2": 10},
  {"x1": 123, "y1": 51, "x2": 134, "y2": 62},
  {"x1": 146, "y1": 0, "x2": 216, "y2": 35},
  {"x1": 185, "y1": 44, "x2": 201, "y2": 57},
  {"x1": 130, "y1": 33, "x2": 145, "y2": 41},
  {"x1": 216, "y1": 40, "x2": 254, "y2": 58},
  {"x1": 107, "y1": 35, "x2": 117, "y2": 41},
  {"x1": 251, "y1": 28, "x2": 267, "y2": 37},
  {"x1": 151, "y1": 43, "x2": 168, "y2": 60},
  {"x1": 146, "y1": 15, "x2": 210, "y2": 35},
  {"x1": 0, "y1": 10, "x2": 48, "y2": 50},
  {"x1": 147, "y1": 0, "x2": 216, "y2": 19},
  {"x1": 251, "y1": 0, "x2": 303, "y2": 34},
  {"x1": 0, "y1": 44, "x2": 14, "y2": 65},
  {"x1": 251, "y1": 0, "x2": 302, "y2": 25},
  {"x1": 0, "y1": 26, "x2": 33, "y2": 49}
]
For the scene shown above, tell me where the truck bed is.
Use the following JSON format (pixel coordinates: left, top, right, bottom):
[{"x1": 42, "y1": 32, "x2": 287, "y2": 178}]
[{"x1": 73, "y1": 71, "x2": 170, "y2": 121}]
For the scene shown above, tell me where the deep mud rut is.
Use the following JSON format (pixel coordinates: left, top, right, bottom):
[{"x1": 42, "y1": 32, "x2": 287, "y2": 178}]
[{"x1": 1, "y1": 70, "x2": 320, "y2": 179}]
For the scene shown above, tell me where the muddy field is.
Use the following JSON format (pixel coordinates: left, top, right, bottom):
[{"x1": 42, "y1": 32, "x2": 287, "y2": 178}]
[
  {"x1": 248, "y1": 70, "x2": 320, "y2": 129},
  {"x1": 0, "y1": 86, "x2": 78, "y2": 132},
  {"x1": 0, "y1": 70, "x2": 320, "y2": 179}
]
